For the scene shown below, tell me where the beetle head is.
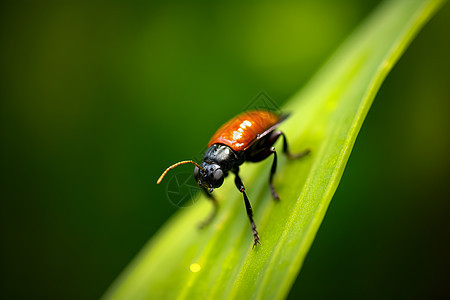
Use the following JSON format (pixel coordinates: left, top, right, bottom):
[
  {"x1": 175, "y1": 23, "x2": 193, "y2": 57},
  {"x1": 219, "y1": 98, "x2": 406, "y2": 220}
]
[{"x1": 194, "y1": 162, "x2": 224, "y2": 192}]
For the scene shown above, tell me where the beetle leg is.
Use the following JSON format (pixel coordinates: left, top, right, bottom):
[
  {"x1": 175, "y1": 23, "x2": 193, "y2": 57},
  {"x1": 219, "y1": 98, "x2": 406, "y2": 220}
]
[
  {"x1": 265, "y1": 131, "x2": 309, "y2": 200},
  {"x1": 279, "y1": 131, "x2": 310, "y2": 159},
  {"x1": 234, "y1": 172, "x2": 261, "y2": 248},
  {"x1": 198, "y1": 186, "x2": 219, "y2": 229},
  {"x1": 268, "y1": 147, "x2": 280, "y2": 200}
]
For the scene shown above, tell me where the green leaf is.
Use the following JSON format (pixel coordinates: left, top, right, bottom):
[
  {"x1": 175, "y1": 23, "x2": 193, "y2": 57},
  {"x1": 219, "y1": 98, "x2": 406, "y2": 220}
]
[{"x1": 104, "y1": 0, "x2": 445, "y2": 299}]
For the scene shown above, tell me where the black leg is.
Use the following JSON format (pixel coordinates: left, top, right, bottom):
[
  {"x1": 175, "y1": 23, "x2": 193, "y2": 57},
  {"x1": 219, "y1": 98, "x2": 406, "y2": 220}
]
[
  {"x1": 198, "y1": 186, "x2": 219, "y2": 229},
  {"x1": 234, "y1": 171, "x2": 261, "y2": 248},
  {"x1": 244, "y1": 130, "x2": 310, "y2": 201},
  {"x1": 268, "y1": 147, "x2": 280, "y2": 200},
  {"x1": 280, "y1": 132, "x2": 310, "y2": 159},
  {"x1": 268, "y1": 132, "x2": 310, "y2": 200}
]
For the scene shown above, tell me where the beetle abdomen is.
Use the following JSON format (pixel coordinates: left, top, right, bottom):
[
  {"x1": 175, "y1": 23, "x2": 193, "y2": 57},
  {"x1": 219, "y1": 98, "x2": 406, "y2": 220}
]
[{"x1": 208, "y1": 110, "x2": 282, "y2": 152}]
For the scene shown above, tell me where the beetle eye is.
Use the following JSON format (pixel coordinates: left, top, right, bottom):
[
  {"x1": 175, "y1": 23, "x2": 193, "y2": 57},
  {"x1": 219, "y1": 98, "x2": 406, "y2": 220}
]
[
  {"x1": 211, "y1": 168, "x2": 224, "y2": 188},
  {"x1": 213, "y1": 169, "x2": 223, "y2": 181},
  {"x1": 193, "y1": 166, "x2": 199, "y2": 179}
]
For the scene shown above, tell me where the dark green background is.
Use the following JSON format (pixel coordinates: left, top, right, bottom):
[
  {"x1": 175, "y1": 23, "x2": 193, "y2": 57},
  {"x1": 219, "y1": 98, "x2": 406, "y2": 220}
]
[{"x1": 1, "y1": 1, "x2": 449, "y2": 299}]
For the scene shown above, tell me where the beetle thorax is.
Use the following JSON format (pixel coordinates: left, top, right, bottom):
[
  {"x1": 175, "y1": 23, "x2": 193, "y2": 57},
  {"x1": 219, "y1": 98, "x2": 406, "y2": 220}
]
[
  {"x1": 202, "y1": 144, "x2": 241, "y2": 171},
  {"x1": 192, "y1": 144, "x2": 241, "y2": 191}
]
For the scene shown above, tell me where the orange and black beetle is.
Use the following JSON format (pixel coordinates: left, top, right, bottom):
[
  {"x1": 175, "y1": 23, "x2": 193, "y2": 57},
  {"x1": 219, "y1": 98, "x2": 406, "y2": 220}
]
[{"x1": 157, "y1": 110, "x2": 310, "y2": 247}]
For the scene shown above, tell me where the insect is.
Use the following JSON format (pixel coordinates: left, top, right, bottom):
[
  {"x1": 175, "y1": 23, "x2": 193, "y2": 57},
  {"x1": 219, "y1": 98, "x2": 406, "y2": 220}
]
[{"x1": 157, "y1": 110, "x2": 310, "y2": 247}]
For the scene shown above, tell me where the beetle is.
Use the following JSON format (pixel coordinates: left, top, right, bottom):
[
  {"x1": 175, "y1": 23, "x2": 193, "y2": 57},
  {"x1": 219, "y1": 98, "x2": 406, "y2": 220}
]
[{"x1": 157, "y1": 110, "x2": 310, "y2": 247}]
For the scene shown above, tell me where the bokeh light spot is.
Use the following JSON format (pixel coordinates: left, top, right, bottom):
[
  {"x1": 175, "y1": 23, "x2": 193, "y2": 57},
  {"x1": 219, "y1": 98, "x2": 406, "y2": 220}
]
[{"x1": 190, "y1": 263, "x2": 201, "y2": 273}]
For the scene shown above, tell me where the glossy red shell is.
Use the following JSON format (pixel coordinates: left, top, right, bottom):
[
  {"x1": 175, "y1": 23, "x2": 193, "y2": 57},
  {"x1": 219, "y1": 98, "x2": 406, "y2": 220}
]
[{"x1": 208, "y1": 110, "x2": 281, "y2": 152}]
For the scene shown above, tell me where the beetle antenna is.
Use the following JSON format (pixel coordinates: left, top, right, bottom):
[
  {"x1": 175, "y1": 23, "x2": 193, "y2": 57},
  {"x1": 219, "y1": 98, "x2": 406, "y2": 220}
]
[{"x1": 157, "y1": 160, "x2": 203, "y2": 184}]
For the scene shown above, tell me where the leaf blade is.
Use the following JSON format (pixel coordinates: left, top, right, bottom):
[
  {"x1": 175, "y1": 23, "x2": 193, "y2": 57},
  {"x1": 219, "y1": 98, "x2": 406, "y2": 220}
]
[{"x1": 103, "y1": 0, "x2": 445, "y2": 299}]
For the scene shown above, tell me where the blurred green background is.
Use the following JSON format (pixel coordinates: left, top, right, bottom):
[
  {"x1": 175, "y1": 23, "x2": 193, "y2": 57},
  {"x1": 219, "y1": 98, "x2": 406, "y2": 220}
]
[{"x1": 1, "y1": 0, "x2": 449, "y2": 299}]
